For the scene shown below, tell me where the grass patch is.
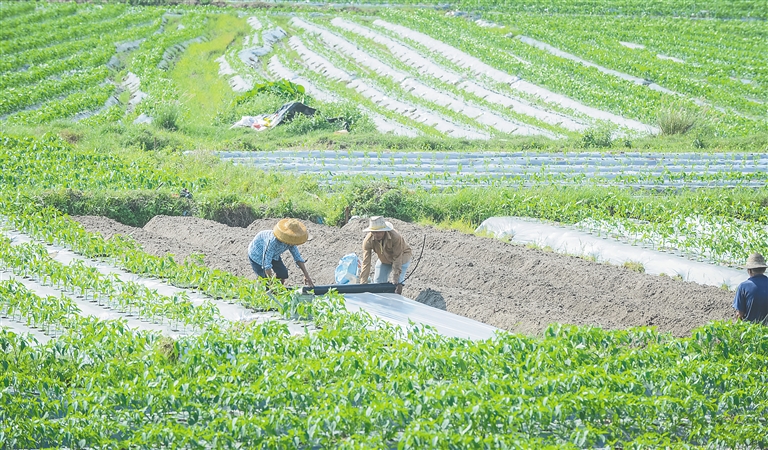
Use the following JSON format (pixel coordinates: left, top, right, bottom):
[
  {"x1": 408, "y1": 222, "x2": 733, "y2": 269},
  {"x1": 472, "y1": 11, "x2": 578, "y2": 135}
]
[
  {"x1": 622, "y1": 261, "x2": 646, "y2": 273},
  {"x1": 169, "y1": 14, "x2": 248, "y2": 126},
  {"x1": 657, "y1": 106, "x2": 698, "y2": 135}
]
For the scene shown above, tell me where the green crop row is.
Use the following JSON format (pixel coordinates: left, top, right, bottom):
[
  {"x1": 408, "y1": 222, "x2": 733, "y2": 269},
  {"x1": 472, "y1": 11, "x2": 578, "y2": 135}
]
[
  {"x1": 0, "y1": 67, "x2": 109, "y2": 116},
  {"x1": 0, "y1": 17, "x2": 161, "y2": 73},
  {"x1": 378, "y1": 9, "x2": 768, "y2": 136},
  {"x1": 0, "y1": 9, "x2": 159, "y2": 58},
  {"x1": 1, "y1": 197, "x2": 767, "y2": 448},
  {"x1": 3, "y1": 132, "x2": 768, "y2": 261},
  {"x1": 0, "y1": 2, "x2": 77, "y2": 32},
  {"x1": 0, "y1": 4, "x2": 134, "y2": 55},
  {"x1": 0, "y1": 238, "x2": 223, "y2": 330},
  {"x1": 1, "y1": 276, "x2": 767, "y2": 447},
  {"x1": 4, "y1": 84, "x2": 116, "y2": 125},
  {"x1": 0, "y1": 47, "x2": 114, "y2": 92},
  {"x1": 486, "y1": 13, "x2": 767, "y2": 115}
]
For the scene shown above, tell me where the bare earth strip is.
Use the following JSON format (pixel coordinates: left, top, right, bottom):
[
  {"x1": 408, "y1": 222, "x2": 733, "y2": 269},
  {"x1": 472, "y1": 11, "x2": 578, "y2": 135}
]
[
  {"x1": 373, "y1": 19, "x2": 658, "y2": 134},
  {"x1": 73, "y1": 215, "x2": 734, "y2": 337}
]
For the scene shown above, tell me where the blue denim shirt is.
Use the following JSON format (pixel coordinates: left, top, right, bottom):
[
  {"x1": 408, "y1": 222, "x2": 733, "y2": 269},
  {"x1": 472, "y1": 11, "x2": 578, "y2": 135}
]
[{"x1": 248, "y1": 230, "x2": 304, "y2": 270}]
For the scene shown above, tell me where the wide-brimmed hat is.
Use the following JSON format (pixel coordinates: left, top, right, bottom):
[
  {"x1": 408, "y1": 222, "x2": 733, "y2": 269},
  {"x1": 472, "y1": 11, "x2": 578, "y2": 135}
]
[
  {"x1": 363, "y1": 216, "x2": 393, "y2": 232},
  {"x1": 273, "y1": 218, "x2": 308, "y2": 245},
  {"x1": 745, "y1": 253, "x2": 768, "y2": 269}
]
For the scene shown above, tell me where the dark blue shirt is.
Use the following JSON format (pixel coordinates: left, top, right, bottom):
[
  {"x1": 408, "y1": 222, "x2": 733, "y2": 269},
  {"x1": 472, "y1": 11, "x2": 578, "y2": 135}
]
[{"x1": 733, "y1": 274, "x2": 768, "y2": 323}]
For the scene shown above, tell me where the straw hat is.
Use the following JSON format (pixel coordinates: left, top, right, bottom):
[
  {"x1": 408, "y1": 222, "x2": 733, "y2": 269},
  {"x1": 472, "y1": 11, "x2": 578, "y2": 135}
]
[
  {"x1": 745, "y1": 253, "x2": 768, "y2": 269},
  {"x1": 363, "y1": 216, "x2": 393, "y2": 232},
  {"x1": 273, "y1": 218, "x2": 308, "y2": 245}
]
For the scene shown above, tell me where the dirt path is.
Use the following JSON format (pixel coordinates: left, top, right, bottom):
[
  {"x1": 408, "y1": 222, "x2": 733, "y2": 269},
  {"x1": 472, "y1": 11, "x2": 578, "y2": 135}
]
[{"x1": 73, "y1": 215, "x2": 736, "y2": 337}]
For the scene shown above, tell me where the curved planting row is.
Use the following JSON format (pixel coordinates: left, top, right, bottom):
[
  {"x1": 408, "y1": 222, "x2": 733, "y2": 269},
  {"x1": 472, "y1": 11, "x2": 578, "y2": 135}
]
[
  {"x1": 331, "y1": 17, "x2": 588, "y2": 134},
  {"x1": 288, "y1": 35, "x2": 488, "y2": 139},
  {"x1": 292, "y1": 18, "x2": 552, "y2": 138},
  {"x1": 266, "y1": 54, "x2": 418, "y2": 136},
  {"x1": 372, "y1": 17, "x2": 658, "y2": 134}
]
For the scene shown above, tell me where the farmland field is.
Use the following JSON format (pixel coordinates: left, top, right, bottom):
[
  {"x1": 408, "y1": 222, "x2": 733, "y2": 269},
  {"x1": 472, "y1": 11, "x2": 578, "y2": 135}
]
[{"x1": 1, "y1": 0, "x2": 768, "y2": 447}]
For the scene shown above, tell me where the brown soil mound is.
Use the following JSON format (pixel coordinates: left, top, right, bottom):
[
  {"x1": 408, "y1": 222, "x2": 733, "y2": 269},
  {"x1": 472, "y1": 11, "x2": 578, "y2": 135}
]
[{"x1": 73, "y1": 215, "x2": 735, "y2": 337}]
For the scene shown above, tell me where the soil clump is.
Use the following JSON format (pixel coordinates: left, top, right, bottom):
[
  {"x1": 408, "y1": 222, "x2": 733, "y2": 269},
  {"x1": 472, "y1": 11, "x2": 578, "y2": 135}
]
[{"x1": 73, "y1": 215, "x2": 735, "y2": 336}]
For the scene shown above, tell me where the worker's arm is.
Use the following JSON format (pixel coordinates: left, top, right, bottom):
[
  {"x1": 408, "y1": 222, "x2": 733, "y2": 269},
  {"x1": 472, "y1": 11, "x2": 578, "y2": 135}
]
[
  {"x1": 359, "y1": 234, "x2": 373, "y2": 284},
  {"x1": 390, "y1": 233, "x2": 406, "y2": 285},
  {"x1": 296, "y1": 261, "x2": 314, "y2": 287},
  {"x1": 733, "y1": 289, "x2": 746, "y2": 321}
]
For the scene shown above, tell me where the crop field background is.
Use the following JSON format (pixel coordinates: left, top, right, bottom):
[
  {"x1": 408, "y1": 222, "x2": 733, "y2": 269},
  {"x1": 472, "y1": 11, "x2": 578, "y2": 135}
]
[{"x1": 1, "y1": 0, "x2": 767, "y2": 447}]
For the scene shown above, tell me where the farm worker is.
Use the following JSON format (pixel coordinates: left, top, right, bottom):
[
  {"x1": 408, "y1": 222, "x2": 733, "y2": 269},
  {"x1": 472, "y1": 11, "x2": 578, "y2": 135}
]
[
  {"x1": 248, "y1": 218, "x2": 314, "y2": 287},
  {"x1": 732, "y1": 253, "x2": 768, "y2": 324},
  {"x1": 359, "y1": 216, "x2": 412, "y2": 295}
]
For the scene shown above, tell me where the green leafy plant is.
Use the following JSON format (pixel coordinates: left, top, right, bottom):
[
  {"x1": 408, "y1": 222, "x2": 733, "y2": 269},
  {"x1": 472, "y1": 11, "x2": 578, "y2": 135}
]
[
  {"x1": 235, "y1": 79, "x2": 307, "y2": 104},
  {"x1": 658, "y1": 106, "x2": 698, "y2": 135}
]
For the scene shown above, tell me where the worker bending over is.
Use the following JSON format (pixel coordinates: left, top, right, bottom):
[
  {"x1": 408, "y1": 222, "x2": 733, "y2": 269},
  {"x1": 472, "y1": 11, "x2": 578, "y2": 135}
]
[
  {"x1": 733, "y1": 253, "x2": 768, "y2": 324},
  {"x1": 359, "y1": 216, "x2": 412, "y2": 295},
  {"x1": 248, "y1": 218, "x2": 314, "y2": 287}
]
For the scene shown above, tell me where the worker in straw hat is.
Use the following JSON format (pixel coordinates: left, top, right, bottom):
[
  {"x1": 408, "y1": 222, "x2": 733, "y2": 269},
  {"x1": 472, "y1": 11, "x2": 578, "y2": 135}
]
[
  {"x1": 248, "y1": 218, "x2": 314, "y2": 287},
  {"x1": 359, "y1": 216, "x2": 412, "y2": 295},
  {"x1": 732, "y1": 252, "x2": 768, "y2": 324}
]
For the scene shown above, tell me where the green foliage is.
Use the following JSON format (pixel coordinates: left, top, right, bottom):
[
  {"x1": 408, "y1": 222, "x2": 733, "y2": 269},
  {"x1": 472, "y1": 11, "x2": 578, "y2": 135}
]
[
  {"x1": 37, "y1": 188, "x2": 193, "y2": 227},
  {"x1": 196, "y1": 192, "x2": 257, "y2": 228},
  {"x1": 234, "y1": 79, "x2": 307, "y2": 105},
  {"x1": 121, "y1": 126, "x2": 176, "y2": 151},
  {"x1": 327, "y1": 181, "x2": 427, "y2": 225},
  {"x1": 213, "y1": 91, "x2": 285, "y2": 127},
  {"x1": 153, "y1": 101, "x2": 183, "y2": 131},
  {"x1": 622, "y1": 260, "x2": 645, "y2": 273},
  {"x1": 658, "y1": 106, "x2": 698, "y2": 135},
  {"x1": 283, "y1": 101, "x2": 375, "y2": 135},
  {"x1": 3, "y1": 178, "x2": 768, "y2": 448},
  {"x1": 581, "y1": 126, "x2": 614, "y2": 148}
]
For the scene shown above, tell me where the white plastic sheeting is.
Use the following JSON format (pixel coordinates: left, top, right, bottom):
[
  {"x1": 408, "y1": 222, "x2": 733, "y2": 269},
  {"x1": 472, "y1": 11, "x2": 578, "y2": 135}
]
[
  {"x1": 373, "y1": 19, "x2": 656, "y2": 134},
  {"x1": 216, "y1": 55, "x2": 252, "y2": 92},
  {"x1": 0, "y1": 309, "x2": 51, "y2": 345},
  {"x1": 517, "y1": 36, "x2": 708, "y2": 112},
  {"x1": 123, "y1": 72, "x2": 147, "y2": 108},
  {"x1": 293, "y1": 18, "x2": 551, "y2": 137},
  {"x1": 289, "y1": 36, "x2": 489, "y2": 139},
  {"x1": 518, "y1": 36, "x2": 675, "y2": 96},
  {"x1": 344, "y1": 292, "x2": 498, "y2": 340},
  {"x1": 267, "y1": 55, "x2": 420, "y2": 137},
  {"x1": 247, "y1": 16, "x2": 262, "y2": 31},
  {"x1": 0, "y1": 269, "x2": 184, "y2": 337},
  {"x1": 215, "y1": 150, "x2": 768, "y2": 188},
  {"x1": 239, "y1": 26, "x2": 287, "y2": 69},
  {"x1": 476, "y1": 217, "x2": 746, "y2": 289},
  {"x1": 333, "y1": 18, "x2": 586, "y2": 133},
  {"x1": 1, "y1": 228, "x2": 314, "y2": 337},
  {"x1": 216, "y1": 55, "x2": 236, "y2": 76},
  {"x1": 267, "y1": 55, "x2": 339, "y2": 102},
  {"x1": 620, "y1": 41, "x2": 646, "y2": 50}
]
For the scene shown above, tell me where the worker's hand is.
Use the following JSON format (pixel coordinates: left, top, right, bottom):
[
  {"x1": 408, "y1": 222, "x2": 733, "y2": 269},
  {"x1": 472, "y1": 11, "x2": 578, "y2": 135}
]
[
  {"x1": 395, "y1": 283, "x2": 403, "y2": 295},
  {"x1": 304, "y1": 275, "x2": 314, "y2": 287}
]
